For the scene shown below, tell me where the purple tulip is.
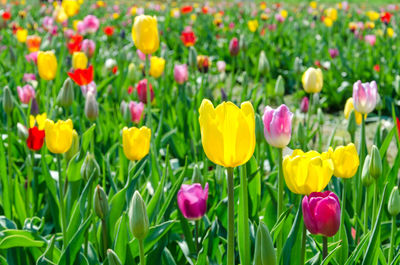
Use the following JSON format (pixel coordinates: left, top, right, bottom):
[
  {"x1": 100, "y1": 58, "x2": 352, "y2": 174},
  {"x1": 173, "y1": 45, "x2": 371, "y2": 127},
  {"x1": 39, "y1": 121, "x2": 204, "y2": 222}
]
[
  {"x1": 352, "y1": 80, "x2": 377, "y2": 114},
  {"x1": 300, "y1": 97, "x2": 309, "y2": 113},
  {"x1": 229, "y1": 37, "x2": 240, "y2": 56},
  {"x1": 262, "y1": 104, "x2": 293, "y2": 148},
  {"x1": 302, "y1": 191, "x2": 341, "y2": 237},
  {"x1": 328, "y1": 48, "x2": 339, "y2": 59},
  {"x1": 174, "y1": 64, "x2": 188, "y2": 84},
  {"x1": 177, "y1": 183, "x2": 209, "y2": 220}
]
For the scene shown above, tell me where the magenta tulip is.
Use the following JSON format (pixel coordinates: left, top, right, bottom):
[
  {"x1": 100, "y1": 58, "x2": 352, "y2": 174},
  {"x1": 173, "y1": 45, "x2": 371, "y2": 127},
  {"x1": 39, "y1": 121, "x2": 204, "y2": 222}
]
[
  {"x1": 174, "y1": 64, "x2": 188, "y2": 84},
  {"x1": 262, "y1": 104, "x2": 293, "y2": 148},
  {"x1": 177, "y1": 183, "x2": 209, "y2": 220},
  {"x1": 328, "y1": 48, "x2": 339, "y2": 59},
  {"x1": 352, "y1": 80, "x2": 377, "y2": 114},
  {"x1": 129, "y1": 101, "x2": 145, "y2": 123},
  {"x1": 300, "y1": 96, "x2": 309, "y2": 113},
  {"x1": 229, "y1": 37, "x2": 240, "y2": 56},
  {"x1": 302, "y1": 191, "x2": 341, "y2": 237}
]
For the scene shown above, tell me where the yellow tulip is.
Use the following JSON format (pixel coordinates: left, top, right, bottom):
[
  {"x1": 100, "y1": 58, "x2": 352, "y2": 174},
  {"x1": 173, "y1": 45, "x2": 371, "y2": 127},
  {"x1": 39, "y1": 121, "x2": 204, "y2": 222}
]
[
  {"x1": 16, "y1": 28, "x2": 28, "y2": 43},
  {"x1": 62, "y1": 0, "x2": 80, "y2": 17},
  {"x1": 55, "y1": 5, "x2": 68, "y2": 23},
  {"x1": 122, "y1": 126, "x2": 151, "y2": 161},
  {"x1": 280, "y1": 9, "x2": 288, "y2": 19},
  {"x1": 112, "y1": 13, "x2": 119, "y2": 20},
  {"x1": 37, "y1": 51, "x2": 58, "y2": 81},
  {"x1": 387, "y1": 27, "x2": 394, "y2": 38},
  {"x1": 323, "y1": 17, "x2": 333, "y2": 27},
  {"x1": 72, "y1": 51, "x2": 88, "y2": 70},
  {"x1": 365, "y1": 21, "x2": 375, "y2": 29},
  {"x1": 131, "y1": 6, "x2": 137, "y2": 16},
  {"x1": 44, "y1": 119, "x2": 74, "y2": 154},
  {"x1": 149, "y1": 56, "x2": 165, "y2": 78},
  {"x1": 331, "y1": 143, "x2": 359, "y2": 178},
  {"x1": 132, "y1": 15, "x2": 159, "y2": 55},
  {"x1": 366, "y1": 10, "x2": 380, "y2": 21},
  {"x1": 30, "y1": 113, "x2": 47, "y2": 130},
  {"x1": 325, "y1": 8, "x2": 337, "y2": 21},
  {"x1": 247, "y1": 20, "x2": 259, "y2": 32},
  {"x1": 302, "y1": 67, "x2": 323, "y2": 93},
  {"x1": 310, "y1": 1, "x2": 317, "y2": 9},
  {"x1": 283, "y1": 149, "x2": 334, "y2": 195},
  {"x1": 198, "y1": 99, "x2": 255, "y2": 168},
  {"x1": 344, "y1": 97, "x2": 365, "y2": 125}
]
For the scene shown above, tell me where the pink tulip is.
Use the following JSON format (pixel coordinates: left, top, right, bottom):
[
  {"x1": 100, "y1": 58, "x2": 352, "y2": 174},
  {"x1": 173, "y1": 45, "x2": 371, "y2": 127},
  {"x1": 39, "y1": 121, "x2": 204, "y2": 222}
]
[
  {"x1": 329, "y1": 48, "x2": 339, "y2": 59},
  {"x1": 64, "y1": 29, "x2": 75, "y2": 39},
  {"x1": 77, "y1": 21, "x2": 86, "y2": 35},
  {"x1": 275, "y1": 13, "x2": 285, "y2": 23},
  {"x1": 262, "y1": 104, "x2": 293, "y2": 148},
  {"x1": 23, "y1": 73, "x2": 36, "y2": 82},
  {"x1": 128, "y1": 101, "x2": 144, "y2": 123},
  {"x1": 81, "y1": 81, "x2": 97, "y2": 97},
  {"x1": 83, "y1": 15, "x2": 100, "y2": 34},
  {"x1": 177, "y1": 183, "x2": 209, "y2": 220},
  {"x1": 42, "y1": 16, "x2": 54, "y2": 31},
  {"x1": 81, "y1": 39, "x2": 96, "y2": 58},
  {"x1": 17, "y1": 85, "x2": 35, "y2": 104},
  {"x1": 302, "y1": 191, "x2": 341, "y2": 237},
  {"x1": 174, "y1": 64, "x2": 188, "y2": 84},
  {"x1": 352, "y1": 80, "x2": 377, "y2": 114},
  {"x1": 25, "y1": 52, "x2": 38, "y2": 64},
  {"x1": 300, "y1": 97, "x2": 309, "y2": 113},
  {"x1": 136, "y1": 79, "x2": 154, "y2": 104},
  {"x1": 137, "y1": 49, "x2": 151, "y2": 61},
  {"x1": 217, "y1": 60, "x2": 226, "y2": 72},
  {"x1": 364, "y1": 34, "x2": 376, "y2": 46},
  {"x1": 229, "y1": 37, "x2": 240, "y2": 56}
]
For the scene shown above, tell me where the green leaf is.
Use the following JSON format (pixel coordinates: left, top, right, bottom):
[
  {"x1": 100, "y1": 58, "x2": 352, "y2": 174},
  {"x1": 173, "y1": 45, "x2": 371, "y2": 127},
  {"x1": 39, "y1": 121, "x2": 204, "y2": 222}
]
[
  {"x1": 281, "y1": 202, "x2": 302, "y2": 265},
  {"x1": 270, "y1": 205, "x2": 293, "y2": 243},
  {"x1": 238, "y1": 164, "x2": 250, "y2": 265},
  {"x1": 321, "y1": 244, "x2": 341, "y2": 265},
  {"x1": 82, "y1": 124, "x2": 96, "y2": 153},
  {"x1": 0, "y1": 135, "x2": 11, "y2": 218},
  {"x1": 0, "y1": 234, "x2": 44, "y2": 249},
  {"x1": 66, "y1": 153, "x2": 84, "y2": 182},
  {"x1": 113, "y1": 213, "x2": 129, "y2": 264},
  {"x1": 379, "y1": 126, "x2": 395, "y2": 158}
]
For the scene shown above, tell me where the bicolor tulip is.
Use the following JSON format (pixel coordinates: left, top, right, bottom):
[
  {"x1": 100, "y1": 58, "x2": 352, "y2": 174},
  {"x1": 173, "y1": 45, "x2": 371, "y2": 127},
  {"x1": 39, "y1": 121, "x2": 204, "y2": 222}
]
[
  {"x1": 331, "y1": 143, "x2": 359, "y2": 178},
  {"x1": 198, "y1": 99, "x2": 255, "y2": 168},
  {"x1": 180, "y1": 27, "x2": 196, "y2": 47},
  {"x1": 122, "y1": 126, "x2": 151, "y2": 161},
  {"x1": 149, "y1": 56, "x2": 165, "y2": 78},
  {"x1": 302, "y1": 191, "x2": 341, "y2": 237},
  {"x1": 132, "y1": 15, "x2": 159, "y2": 54},
  {"x1": 302, "y1": 67, "x2": 323, "y2": 93},
  {"x1": 352, "y1": 80, "x2": 377, "y2": 114},
  {"x1": 37, "y1": 51, "x2": 57, "y2": 81},
  {"x1": 136, "y1": 79, "x2": 154, "y2": 104},
  {"x1": 17, "y1": 85, "x2": 35, "y2": 104},
  {"x1": 344, "y1": 97, "x2": 365, "y2": 125},
  {"x1": 262, "y1": 104, "x2": 293, "y2": 148},
  {"x1": 174, "y1": 64, "x2": 188, "y2": 84},
  {"x1": 81, "y1": 39, "x2": 95, "y2": 58},
  {"x1": 26, "y1": 35, "x2": 41, "y2": 52},
  {"x1": 72, "y1": 51, "x2": 88, "y2": 70},
  {"x1": 283, "y1": 149, "x2": 334, "y2": 195},
  {"x1": 44, "y1": 119, "x2": 74, "y2": 154},
  {"x1": 177, "y1": 183, "x2": 209, "y2": 220}
]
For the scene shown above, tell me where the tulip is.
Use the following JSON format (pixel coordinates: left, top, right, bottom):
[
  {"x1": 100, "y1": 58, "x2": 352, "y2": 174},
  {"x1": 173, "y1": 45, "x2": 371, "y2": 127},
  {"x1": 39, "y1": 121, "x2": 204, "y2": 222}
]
[
  {"x1": 174, "y1": 64, "x2": 188, "y2": 84},
  {"x1": 302, "y1": 191, "x2": 341, "y2": 237},
  {"x1": 68, "y1": 65, "x2": 94, "y2": 87},
  {"x1": 26, "y1": 35, "x2": 41, "y2": 52},
  {"x1": 361, "y1": 155, "x2": 373, "y2": 187},
  {"x1": 329, "y1": 48, "x2": 339, "y2": 59},
  {"x1": 30, "y1": 113, "x2": 47, "y2": 130},
  {"x1": 302, "y1": 67, "x2": 323, "y2": 93},
  {"x1": 62, "y1": 0, "x2": 80, "y2": 17},
  {"x1": 136, "y1": 79, "x2": 154, "y2": 104},
  {"x1": 331, "y1": 143, "x2": 359, "y2": 178},
  {"x1": 352, "y1": 80, "x2": 377, "y2": 115},
  {"x1": 84, "y1": 92, "x2": 98, "y2": 121},
  {"x1": 283, "y1": 149, "x2": 334, "y2": 195},
  {"x1": 17, "y1": 85, "x2": 35, "y2": 104},
  {"x1": 23, "y1": 73, "x2": 36, "y2": 82},
  {"x1": 198, "y1": 99, "x2": 255, "y2": 168},
  {"x1": 37, "y1": 51, "x2": 57, "y2": 81},
  {"x1": 181, "y1": 27, "x2": 196, "y2": 47},
  {"x1": 64, "y1": 130, "x2": 79, "y2": 161},
  {"x1": 262, "y1": 104, "x2": 293, "y2": 149},
  {"x1": 369, "y1": 145, "x2": 382, "y2": 179},
  {"x1": 254, "y1": 222, "x2": 276, "y2": 265},
  {"x1": 131, "y1": 15, "x2": 159, "y2": 54},
  {"x1": 16, "y1": 28, "x2": 28, "y2": 43},
  {"x1": 25, "y1": 52, "x2": 38, "y2": 64},
  {"x1": 81, "y1": 152, "x2": 101, "y2": 182},
  {"x1": 247, "y1": 19, "x2": 259, "y2": 32},
  {"x1": 122, "y1": 126, "x2": 151, "y2": 161},
  {"x1": 188, "y1": 46, "x2": 197, "y2": 69},
  {"x1": 217, "y1": 60, "x2": 226, "y2": 73},
  {"x1": 128, "y1": 101, "x2": 145, "y2": 123},
  {"x1": 83, "y1": 15, "x2": 99, "y2": 34},
  {"x1": 388, "y1": 186, "x2": 400, "y2": 217},
  {"x1": 44, "y1": 119, "x2": 74, "y2": 154},
  {"x1": 197, "y1": 55, "x2": 210, "y2": 73},
  {"x1": 300, "y1": 97, "x2": 309, "y2": 113},
  {"x1": 94, "y1": 185, "x2": 109, "y2": 219},
  {"x1": 229, "y1": 37, "x2": 240, "y2": 56},
  {"x1": 364, "y1": 34, "x2": 376, "y2": 46},
  {"x1": 274, "y1": 75, "x2": 285, "y2": 97},
  {"x1": 72, "y1": 51, "x2": 88, "y2": 70},
  {"x1": 149, "y1": 56, "x2": 165, "y2": 78},
  {"x1": 3, "y1": 86, "x2": 13, "y2": 114},
  {"x1": 17, "y1": 123, "x2": 29, "y2": 141},
  {"x1": 177, "y1": 183, "x2": 209, "y2": 220},
  {"x1": 344, "y1": 97, "x2": 365, "y2": 125},
  {"x1": 81, "y1": 39, "x2": 95, "y2": 58},
  {"x1": 258, "y1": 51, "x2": 270, "y2": 75},
  {"x1": 26, "y1": 126, "x2": 45, "y2": 151},
  {"x1": 128, "y1": 191, "x2": 149, "y2": 240},
  {"x1": 57, "y1": 78, "x2": 74, "y2": 107}
]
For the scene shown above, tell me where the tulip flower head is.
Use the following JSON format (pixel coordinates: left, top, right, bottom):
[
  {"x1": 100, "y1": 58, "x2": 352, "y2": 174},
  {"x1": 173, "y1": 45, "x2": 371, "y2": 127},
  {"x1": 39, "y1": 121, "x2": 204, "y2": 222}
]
[
  {"x1": 328, "y1": 48, "x2": 339, "y2": 59},
  {"x1": 27, "y1": 126, "x2": 45, "y2": 151},
  {"x1": 177, "y1": 183, "x2": 209, "y2": 220},
  {"x1": 229, "y1": 37, "x2": 240, "y2": 56},
  {"x1": 181, "y1": 27, "x2": 196, "y2": 47},
  {"x1": 16, "y1": 28, "x2": 28, "y2": 43},
  {"x1": 81, "y1": 39, "x2": 95, "y2": 58},
  {"x1": 248, "y1": 19, "x2": 259, "y2": 32},
  {"x1": 72, "y1": 51, "x2": 88, "y2": 70},
  {"x1": 44, "y1": 119, "x2": 74, "y2": 154},
  {"x1": 128, "y1": 101, "x2": 145, "y2": 123},
  {"x1": 302, "y1": 191, "x2": 341, "y2": 237},
  {"x1": 37, "y1": 51, "x2": 57, "y2": 81},
  {"x1": 136, "y1": 79, "x2": 154, "y2": 104},
  {"x1": 26, "y1": 35, "x2": 41, "y2": 52},
  {"x1": 132, "y1": 15, "x2": 159, "y2": 54},
  {"x1": 17, "y1": 85, "x2": 35, "y2": 104},
  {"x1": 68, "y1": 64, "x2": 94, "y2": 86},
  {"x1": 331, "y1": 143, "x2": 359, "y2": 178},
  {"x1": 352, "y1": 80, "x2": 377, "y2": 115},
  {"x1": 302, "y1": 67, "x2": 323, "y2": 93},
  {"x1": 174, "y1": 64, "x2": 188, "y2": 84},
  {"x1": 82, "y1": 15, "x2": 100, "y2": 34},
  {"x1": 149, "y1": 56, "x2": 165, "y2": 78},
  {"x1": 198, "y1": 99, "x2": 255, "y2": 168},
  {"x1": 344, "y1": 97, "x2": 365, "y2": 125},
  {"x1": 122, "y1": 126, "x2": 151, "y2": 161},
  {"x1": 300, "y1": 97, "x2": 309, "y2": 113},
  {"x1": 262, "y1": 104, "x2": 293, "y2": 148}
]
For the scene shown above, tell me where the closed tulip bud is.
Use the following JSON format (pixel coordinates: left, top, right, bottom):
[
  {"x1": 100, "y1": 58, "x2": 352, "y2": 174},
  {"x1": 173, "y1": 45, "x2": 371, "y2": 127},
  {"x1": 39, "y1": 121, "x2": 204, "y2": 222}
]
[
  {"x1": 57, "y1": 78, "x2": 74, "y2": 107},
  {"x1": 191, "y1": 164, "x2": 203, "y2": 185},
  {"x1": 229, "y1": 37, "x2": 240, "y2": 56},
  {"x1": 17, "y1": 123, "x2": 29, "y2": 140},
  {"x1": 84, "y1": 92, "x2": 98, "y2": 121},
  {"x1": 263, "y1": 104, "x2": 293, "y2": 148},
  {"x1": 30, "y1": 97, "x2": 40, "y2": 116},
  {"x1": 302, "y1": 67, "x2": 323, "y2": 93},
  {"x1": 254, "y1": 222, "x2": 276, "y2": 265},
  {"x1": 37, "y1": 51, "x2": 57, "y2": 81},
  {"x1": 362, "y1": 155, "x2": 374, "y2": 187},
  {"x1": 188, "y1": 46, "x2": 197, "y2": 69},
  {"x1": 388, "y1": 186, "x2": 400, "y2": 216},
  {"x1": 107, "y1": 249, "x2": 122, "y2": 265},
  {"x1": 128, "y1": 191, "x2": 149, "y2": 240},
  {"x1": 369, "y1": 145, "x2": 382, "y2": 179},
  {"x1": 131, "y1": 15, "x2": 159, "y2": 54},
  {"x1": 3, "y1": 86, "x2": 14, "y2": 114},
  {"x1": 81, "y1": 152, "x2": 101, "y2": 182},
  {"x1": 177, "y1": 183, "x2": 209, "y2": 220},
  {"x1": 274, "y1": 75, "x2": 285, "y2": 97},
  {"x1": 352, "y1": 80, "x2": 377, "y2": 114},
  {"x1": 347, "y1": 110, "x2": 357, "y2": 135},
  {"x1": 300, "y1": 97, "x2": 309, "y2": 113},
  {"x1": 94, "y1": 185, "x2": 109, "y2": 219},
  {"x1": 128, "y1": 63, "x2": 136, "y2": 83},
  {"x1": 64, "y1": 130, "x2": 79, "y2": 161},
  {"x1": 258, "y1": 51, "x2": 270, "y2": 75}
]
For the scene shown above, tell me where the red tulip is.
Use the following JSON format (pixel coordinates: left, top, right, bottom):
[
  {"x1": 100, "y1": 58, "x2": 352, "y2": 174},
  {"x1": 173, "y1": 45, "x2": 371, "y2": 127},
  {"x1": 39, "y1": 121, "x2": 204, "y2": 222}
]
[
  {"x1": 67, "y1": 34, "x2": 83, "y2": 54},
  {"x1": 104, "y1": 26, "x2": 114, "y2": 36},
  {"x1": 181, "y1": 5, "x2": 193, "y2": 14},
  {"x1": 136, "y1": 79, "x2": 154, "y2": 104},
  {"x1": 27, "y1": 126, "x2": 45, "y2": 151},
  {"x1": 381, "y1": 12, "x2": 392, "y2": 24},
  {"x1": 229, "y1": 37, "x2": 240, "y2": 56},
  {"x1": 68, "y1": 65, "x2": 94, "y2": 86},
  {"x1": 2, "y1": 11, "x2": 11, "y2": 21},
  {"x1": 181, "y1": 28, "x2": 196, "y2": 47}
]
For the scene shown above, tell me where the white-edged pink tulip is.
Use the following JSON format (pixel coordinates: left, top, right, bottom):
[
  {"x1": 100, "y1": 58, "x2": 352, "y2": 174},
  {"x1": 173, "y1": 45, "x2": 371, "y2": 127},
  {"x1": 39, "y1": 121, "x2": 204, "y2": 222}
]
[
  {"x1": 352, "y1": 80, "x2": 377, "y2": 114},
  {"x1": 263, "y1": 104, "x2": 293, "y2": 148}
]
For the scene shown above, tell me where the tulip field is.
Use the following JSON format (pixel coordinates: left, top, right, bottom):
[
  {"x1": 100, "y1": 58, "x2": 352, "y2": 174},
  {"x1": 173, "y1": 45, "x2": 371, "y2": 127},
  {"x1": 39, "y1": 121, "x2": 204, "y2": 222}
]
[{"x1": 2, "y1": 0, "x2": 400, "y2": 264}]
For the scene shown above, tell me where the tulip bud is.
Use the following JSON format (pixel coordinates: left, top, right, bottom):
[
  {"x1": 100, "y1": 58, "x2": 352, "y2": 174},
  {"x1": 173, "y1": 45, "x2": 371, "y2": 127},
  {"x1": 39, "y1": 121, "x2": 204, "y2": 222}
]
[
  {"x1": 81, "y1": 152, "x2": 100, "y2": 182},
  {"x1": 107, "y1": 249, "x2": 122, "y2": 265},
  {"x1": 220, "y1": 88, "x2": 227, "y2": 101},
  {"x1": 229, "y1": 37, "x2": 240, "y2": 56},
  {"x1": 300, "y1": 97, "x2": 309, "y2": 113},
  {"x1": 188, "y1": 46, "x2": 197, "y2": 70},
  {"x1": 57, "y1": 78, "x2": 74, "y2": 107},
  {"x1": 17, "y1": 123, "x2": 29, "y2": 140},
  {"x1": 369, "y1": 145, "x2": 382, "y2": 179},
  {"x1": 30, "y1": 97, "x2": 40, "y2": 116},
  {"x1": 255, "y1": 113, "x2": 264, "y2": 143},
  {"x1": 254, "y1": 222, "x2": 276, "y2": 265},
  {"x1": 64, "y1": 130, "x2": 79, "y2": 161},
  {"x1": 388, "y1": 186, "x2": 400, "y2": 216},
  {"x1": 362, "y1": 155, "x2": 374, "y2": 187},
  {"x1": 128, "y1": 191, "x2": 149, "y2": 240},
  {"x1": 128, "y1": 63, "x2": 136, "y2": 83},
  {"x1": 258, "y1": 51, "x2": 270, "y2": 75},
  {"x1": 274, "y1": 75, "x2": 285, "y2": 97},
  {"x1": 191, "y1": 164, "x2": 204, "y2": 185},
  {"x1": 94, "y1": 185, "x2": 109, "y2": 219},
  {"x1": 3, "y1": 86, "x2": 14, "y2": 114},
  {"x1": 84, "y1": 92, "x2": 99, "y2": 121},
  {"x1": 347, "y1": 110, "x2": 357, "y2": 136},
  {"x1": 9, "y1": 46, "x2": 16, "y2": 63}
]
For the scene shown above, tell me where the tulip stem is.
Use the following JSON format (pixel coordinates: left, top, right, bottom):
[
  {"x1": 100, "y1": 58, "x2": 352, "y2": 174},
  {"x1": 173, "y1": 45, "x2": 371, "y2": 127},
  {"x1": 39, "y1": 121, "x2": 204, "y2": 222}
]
[
  {"x1": 363, "y1": 186, "x2": 369, "y2": 232},
  {"x1": 101, "y1": 219, "x2": 108, "y2": 259},
  {"x1": 356, "y1": 115, "x2": 366, "y2": 242},
  {"x1": 372, "y1": 181, "x2": 378, "y2": 227},
  {"x1": 139, "y1": 239, "x2": 145, "y2": 265},
  {"x1": 306, "y1": 94, "x2": 313, "y2": 139},
  {"x1": 322, "y1": 236, "x2": 328, "y2": 260},
  {"x1": 6, "y1": 113, "x2": 13, "y2": 219},
  {"x1": 388, "y1": 216, "x2": 396, "y2": 264},
  {"x1": 277, "y1": 148, "x2": 284, "y2": 260},
  {"x1": 227, "y1": 167, "x2": 235, "y2": 265},
  {"x1": 56, "y1": 154, "x2": 67, "y2": 249},
  {"x1": 195, "y1": 220, "x2": 199, "y2": 253},
  {"x1": 300, "y1": 222, "x2": 307, "y2": 265}
]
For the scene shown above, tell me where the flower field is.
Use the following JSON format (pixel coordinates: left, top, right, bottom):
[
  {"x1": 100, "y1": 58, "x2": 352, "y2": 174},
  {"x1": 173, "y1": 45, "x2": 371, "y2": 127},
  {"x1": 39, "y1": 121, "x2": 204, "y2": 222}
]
[{"x1": 1, "y1": 0, "x2": 400, "y2": 264}]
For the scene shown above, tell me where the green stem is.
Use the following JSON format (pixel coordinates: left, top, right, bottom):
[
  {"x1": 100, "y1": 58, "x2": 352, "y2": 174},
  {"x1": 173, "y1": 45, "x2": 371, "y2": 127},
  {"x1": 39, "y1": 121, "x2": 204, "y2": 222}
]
[
  {"x1": 277, "y1": 148, "x2": 284, "y2": 259},
  {"x1": 195, "y1": 220, "x2": 199, "y2": 253},
  {"x1": 364, "y1": 186, "x2": 369, "y2": 232},
  {"x1": 101, "y1": 219, "x2": 108, "y2": 259},
  {"x1": 388, "y1": 216, "x2": 396, "y2": 264},
  {"x1": 139, "y1": 239, "x2": 145, "y2": 265},
  {"x1": 300, "y1": 222, "x2": 307, "y2": 265},
  {"x1": 356, "y1": 116, "x2": 366, "y2": 242},
  {"x1": 340, "y1": 179, "x2": 347, "y2": 237},
  {"x1": 56, "y1": 154, "x2": 67, "y2": 249},
  {"x1": 7, "y1": 113, "x2": 13, "y2": 219},
  {"x1": 227, "y1": 167, "x2": 235, "y2": 265},
  {"x1": 372, "y1": 181, "x2": 378, "y2": 227},
  {"x1": 306, "y1": 94, "x2": 313, "y2": 135},
  {"x1": 322, "y1": 237, "x2": 328, "y2": 260}
]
